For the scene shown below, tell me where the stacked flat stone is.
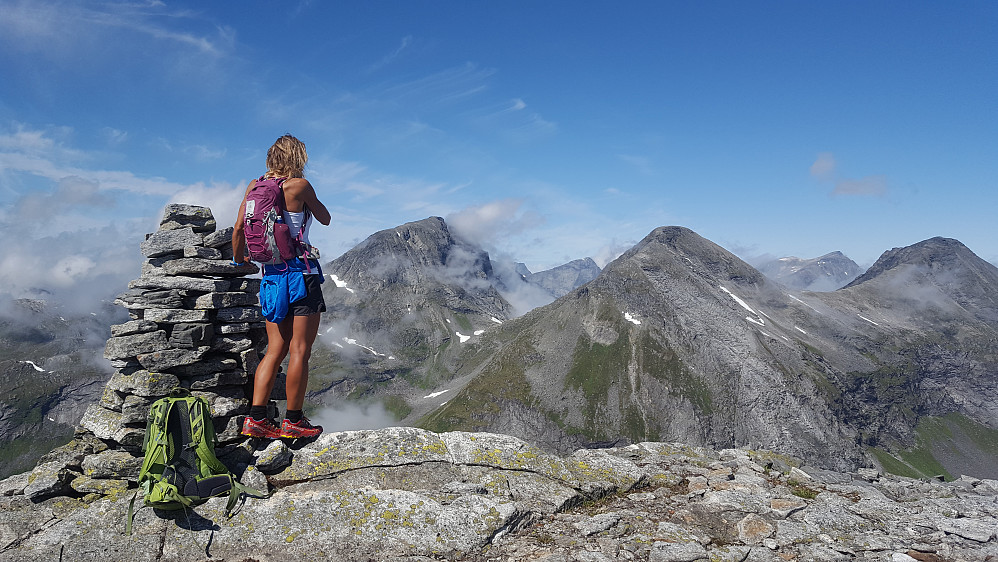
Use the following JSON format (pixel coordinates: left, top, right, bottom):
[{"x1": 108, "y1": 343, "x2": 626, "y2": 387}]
[{"x1": 79, "y1": 204, "x2": 268, "y2": 451}]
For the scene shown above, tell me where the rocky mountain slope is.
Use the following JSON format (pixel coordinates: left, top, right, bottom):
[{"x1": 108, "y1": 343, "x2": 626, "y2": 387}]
[
  {"x1": 417, "y1": 227, "x2": 998, "y2": 479},
  {"x1": 756, "y1": 251, "x2": 862, "y2": 291},
  {"x1": 4, "y1": 427, "x2": 997, "y2": 561},
  {"x1": 313, "y1": 217, "x2": 513, "y2": 411},
  {"x1": 822, "y1": 236, "x2": 998, "y2": 477},
  {"x1": 0, "y1": 299, "x2": 123, "y2": 479}
]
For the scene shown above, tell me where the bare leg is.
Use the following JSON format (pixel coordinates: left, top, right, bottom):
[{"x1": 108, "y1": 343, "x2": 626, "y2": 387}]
[
  {"x1": 251, "y1": 317, "x2": 293, "y2": 407},
  {"x1": 285, "y1": 312, "x2": 321, "y2": 411}
]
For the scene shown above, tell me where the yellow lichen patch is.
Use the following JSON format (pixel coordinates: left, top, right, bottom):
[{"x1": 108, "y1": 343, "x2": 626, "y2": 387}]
[
  {"x1": 482, "y1": 472, "x2": 508, "y2": 496},
  {"x1": 473, "y1": 448, "x2": 504, "y2": 465}
]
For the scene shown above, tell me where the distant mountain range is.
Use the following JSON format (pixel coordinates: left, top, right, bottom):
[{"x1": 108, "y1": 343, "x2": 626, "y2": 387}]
[
  {"x1": 317, "y1": 219, "x2": 998, "y2": 479},
  {"x1": 4, "y1": 213, "x2": 997, "y2": 483},
  {"x1": 755, "y1": 251, "x2": 863, "y2": 291}
]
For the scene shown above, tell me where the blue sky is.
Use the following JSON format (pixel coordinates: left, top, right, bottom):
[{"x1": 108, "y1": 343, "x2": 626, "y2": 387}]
[{"x1": 0, "y1": 0, "x2": 995, "y2": 306}]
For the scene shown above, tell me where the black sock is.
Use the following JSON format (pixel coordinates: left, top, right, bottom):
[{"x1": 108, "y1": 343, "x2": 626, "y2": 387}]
[
  {"x1": 250, "y1": 405, "x2": 268, "y2": 421},
  {"x1": 286, "y1": 409, "x2": 303, "y2": 423}
]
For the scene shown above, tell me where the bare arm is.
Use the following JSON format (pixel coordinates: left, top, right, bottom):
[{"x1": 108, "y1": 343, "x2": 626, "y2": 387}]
[
  {"x1": 283, "y1": 178, "x2": 331, "y2": 226},
  {"x1": 231, "y1": 180, "x2": 256, "y2": 263}
]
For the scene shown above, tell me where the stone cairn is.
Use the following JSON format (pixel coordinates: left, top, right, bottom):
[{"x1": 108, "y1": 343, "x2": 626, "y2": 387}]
[{"x1": 22, "y1": 204, "x2": 276, "y2": 501}]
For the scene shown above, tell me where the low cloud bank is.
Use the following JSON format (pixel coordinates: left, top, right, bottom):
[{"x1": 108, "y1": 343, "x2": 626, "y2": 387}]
[{"x1": 309, "y1": 402, "x2": 399, "y2": 433}]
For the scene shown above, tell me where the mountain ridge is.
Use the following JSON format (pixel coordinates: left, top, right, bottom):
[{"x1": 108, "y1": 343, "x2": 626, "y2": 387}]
[{"x1": 418, "y1": 225, "x2": 998, "y2": 478}]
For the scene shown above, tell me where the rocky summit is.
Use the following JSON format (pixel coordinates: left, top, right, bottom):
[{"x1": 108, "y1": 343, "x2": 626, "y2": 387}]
[
  {"x1": 3, "y1": 426, "x2": 998, "y2": 561},
  {"x1": 81, "y1": 203, "x2": 265, "y2": 454}
]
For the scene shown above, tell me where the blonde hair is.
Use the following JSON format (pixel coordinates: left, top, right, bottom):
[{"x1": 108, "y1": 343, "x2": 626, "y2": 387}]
[{"x1": 265, "y1": 134, "x2": 308, "y2": 179}]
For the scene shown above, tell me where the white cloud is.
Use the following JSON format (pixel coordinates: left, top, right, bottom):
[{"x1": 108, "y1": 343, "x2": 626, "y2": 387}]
[
  {"x1": 51, "y1": 256, "x2": 98, "y2": 288},
  {"x1": 810, "y1": 152, "x2": 888, "y2": 197},
  {"x1": 168, "y1": 181, "x2": 247, "y2": 227},
  {"x1": 102, "y1": 127, "x2": 128, "y2": 145},
  {"x1": 0, "y1": 221, "x2": 143, "y2": 312},
  {"x1": 447, "y1": 199, "x2": 544, "y2": 248},
  {"x1": 593, "y1": 239, "x2": 637, "y2": 268},
  {"x1": 833, "y1": 175, "x2": 888, "y2": 196},
  {"x1": 184, "y1": 144, "x2": 227, "y2": 161},
  {"x1": 810, "y1": 152, "x2": 836, "y2": 180},
  {"x1": 0, "y1": 124, "x2": 84, "y2": 161},
  {"x1": 14, "y1": 175, "x2": 115, "y2": 219}
]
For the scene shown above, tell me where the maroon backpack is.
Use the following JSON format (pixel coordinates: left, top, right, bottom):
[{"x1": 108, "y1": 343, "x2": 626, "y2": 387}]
[{"x1": 242, "y1": 176, "x2": 305, "y2": 265}]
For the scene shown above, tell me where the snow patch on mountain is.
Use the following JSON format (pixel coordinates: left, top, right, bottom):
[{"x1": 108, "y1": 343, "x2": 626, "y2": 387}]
[
  {"x1": 329, "y1": 274, "x2": 355, "y2": 294},
  {"x1": 719, "y1": 286, "x2": 756, "y2": 314}
]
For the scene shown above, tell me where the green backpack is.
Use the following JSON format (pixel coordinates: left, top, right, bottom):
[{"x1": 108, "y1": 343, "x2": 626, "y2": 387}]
[{"x1": 126, "y1": 387, "x2": 265, "y2": 534}]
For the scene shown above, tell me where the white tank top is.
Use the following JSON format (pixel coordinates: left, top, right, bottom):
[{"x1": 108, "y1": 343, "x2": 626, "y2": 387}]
[{"x1": 282, "y1": 210, "x2": 311, "y2": 246}]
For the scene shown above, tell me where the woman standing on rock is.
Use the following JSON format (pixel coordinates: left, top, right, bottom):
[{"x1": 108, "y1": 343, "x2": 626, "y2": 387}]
[{"x1": 232, "y1": 134, "x2": 331, "y2": 439}]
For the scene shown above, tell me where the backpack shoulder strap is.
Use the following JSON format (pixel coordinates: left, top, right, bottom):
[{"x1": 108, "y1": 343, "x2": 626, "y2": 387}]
[
  {"x1": 186, "y1": 395, "x2": 230, "y2": 477},
  {"x1": 137, "y1": 397, "x2": 175, "y2": 483}
]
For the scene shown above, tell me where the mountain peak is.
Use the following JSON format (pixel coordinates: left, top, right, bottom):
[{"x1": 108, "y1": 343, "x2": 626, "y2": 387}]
[
  {"x1": 321, "y1": 216, "x2": 512, "y2": 385},
  {"x1": 844, "y1": 236, "x2": 977, "y2": 288},
  {"x1": 756, "y1": 251, "x2": 862, "y2": 291},
  {"x1": 526, "y1": 258, "x2": 601, "y2": 299},
  {"x1": 614, "y1": 226, "x2": 765, "y2": 287},
  {"x1": 842, "y1": 236, "x2": 998, "y2": 324}
]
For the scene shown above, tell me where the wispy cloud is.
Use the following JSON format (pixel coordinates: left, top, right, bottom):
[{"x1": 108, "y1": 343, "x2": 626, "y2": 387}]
[
  {"x1": 470, "y1": 98, "x2": 557, "y2": 142},
  {"x1": 381, "y1": 63, "x2": 496, "y2": 107},
  {"x1": 102, "y1": 127, "x2": 129, "y2": 146},
  {"x1": 0, "y1": 124, "x2": 85, "y2": 161},
  {"x1": 810, "y1": 152, "x2": 888, "y2": 197},
  {"x1": 833, "y1": 175, "x2": 888, "y2": 196},
  {"x1": 367, "y1": 35, "x2": 413, "y2": 74},
  {"x1": 3, "y1": 0, "x2": 234, "y2": 59},
  {"x1": 618, "y1": 154, "x2": 655, "y2": 176},
  {"x1": 505, "y1": 112, "x2": 557, "y2": 142},
  {"x1": 184, "y1": 144, "x2": 228, "y2": 162},
  {"x1": 809, "y1": 152, "x2": 836, "y2": 180},
  {"x1": 0, "y1": 150, "x2": 188, "y2": 197},
  {"x1": 2, "y1": 125, "x2": 241, "y2": 199}
]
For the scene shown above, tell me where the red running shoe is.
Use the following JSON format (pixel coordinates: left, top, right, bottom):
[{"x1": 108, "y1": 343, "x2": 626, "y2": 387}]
[
  {"x1": 280, "y1": 417, "x2": 323, "y2": 439},
  {"x1": 241, "y1": 416, "x2": 282, "y2": 439}
]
